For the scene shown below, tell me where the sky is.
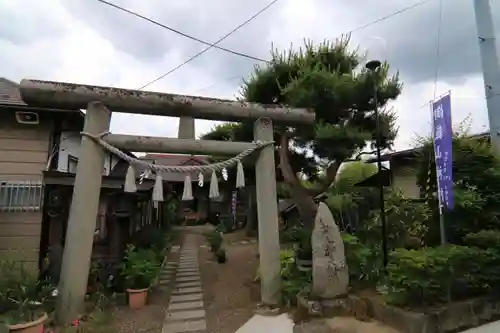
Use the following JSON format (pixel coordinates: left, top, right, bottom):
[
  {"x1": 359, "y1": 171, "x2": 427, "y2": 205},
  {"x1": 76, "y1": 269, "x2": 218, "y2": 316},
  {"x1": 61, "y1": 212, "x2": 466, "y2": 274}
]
[{"x1": 1, "y1": 0, "x2": 498, "y2": 151}]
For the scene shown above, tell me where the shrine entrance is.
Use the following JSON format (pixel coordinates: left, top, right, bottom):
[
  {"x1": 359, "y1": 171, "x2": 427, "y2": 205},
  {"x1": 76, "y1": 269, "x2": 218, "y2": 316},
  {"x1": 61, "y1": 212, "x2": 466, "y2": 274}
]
[{"x1": 18, "y1": 79, "x2": 314, "y2": 324}]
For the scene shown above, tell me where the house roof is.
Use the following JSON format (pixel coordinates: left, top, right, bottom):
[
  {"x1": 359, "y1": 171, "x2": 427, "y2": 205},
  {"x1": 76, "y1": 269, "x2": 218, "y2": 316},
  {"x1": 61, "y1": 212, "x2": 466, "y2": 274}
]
[
  {"x1": 367, "y1": 131, "x2": 490, "y2": 163},
  {"x1": 0, "y1": 77, "x2": 85, "y2": 121},
  {"x1": 0, "y1": 77, "x2": 27, "y2": 106}
]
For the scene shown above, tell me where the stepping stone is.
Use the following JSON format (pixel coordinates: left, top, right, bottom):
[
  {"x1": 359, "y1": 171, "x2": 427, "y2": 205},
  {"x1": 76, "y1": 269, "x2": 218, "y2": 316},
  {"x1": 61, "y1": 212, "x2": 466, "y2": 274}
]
[
  {"x1": 176, "y1": 273, "x2": 199, "y2": 279},
  {"x1": 168, "y1": 300, "x2": 203, "y2": 311},
  {"x1": 177, "y1": 269, "x2": 198, "y2": 274},
  {"x1": 172, "y1": 286, "x2": 202, "y2": 294},
  {"x1": 176, "y1": 276, "x2": 200, "y2": 282},
  {"x1": 170, "y1": 293, "x2": 203, "y2": 302},
  {"x1": 175, "y1": 281, "x2": 202, "y2": 288},
  {"x1": 166, "y1": 309, "x2": 205, "y2": 321},
  {"x1": 162, "y1": 319, "x2": 206, "y2": 332},
  {"x1": 179, "y1": 262, "x2": 198, "y2": 266}
]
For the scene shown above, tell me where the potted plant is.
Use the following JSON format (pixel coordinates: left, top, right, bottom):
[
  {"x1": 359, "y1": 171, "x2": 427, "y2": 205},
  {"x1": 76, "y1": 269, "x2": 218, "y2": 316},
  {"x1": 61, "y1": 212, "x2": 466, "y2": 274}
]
[
  {"x1": 0, "y1": 258, "x2": 52, "y2": 333},
  {"x1": 121, "y1": 245, "x2": 161, "y2": 309},
  {"x1": 215, "y1": 248, "x2": 227, "y2": 264},
  {"x1": 204, "y1": 230, "x2": 223, "y2": 253}
]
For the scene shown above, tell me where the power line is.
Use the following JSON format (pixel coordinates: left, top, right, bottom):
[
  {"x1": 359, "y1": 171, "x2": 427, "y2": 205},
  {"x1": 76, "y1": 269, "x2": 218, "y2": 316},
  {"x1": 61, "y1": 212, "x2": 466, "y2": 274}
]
[
  {"x1": 135, "y1": 0, "x2": 280, "y2": 90},
  {"x1": 190, "y1": 0, "x2": 433, "y2": 94},
  {"x1": 96, "y1": 0, "x2": 266, "y2": 63}
]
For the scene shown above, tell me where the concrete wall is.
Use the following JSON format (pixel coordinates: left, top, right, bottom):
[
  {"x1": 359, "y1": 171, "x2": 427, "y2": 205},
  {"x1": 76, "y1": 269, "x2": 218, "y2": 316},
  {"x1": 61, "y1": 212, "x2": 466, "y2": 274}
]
[
  {"x1": 0, "y1": 111, "x2": 51, "y2": 268},
  {"x1": 57, "y1": 131, "x2": 119, "y2": 176}
]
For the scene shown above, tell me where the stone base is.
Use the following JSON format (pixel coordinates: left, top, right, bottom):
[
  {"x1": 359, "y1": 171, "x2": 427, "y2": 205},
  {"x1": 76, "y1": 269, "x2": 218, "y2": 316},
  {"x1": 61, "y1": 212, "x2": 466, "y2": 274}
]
[
  {"x1": 343, "y1": 295, "x2": 500, "y2": 333},
  {"x1": 254, "y1": 303, "x2": 282, "y2": 316}
]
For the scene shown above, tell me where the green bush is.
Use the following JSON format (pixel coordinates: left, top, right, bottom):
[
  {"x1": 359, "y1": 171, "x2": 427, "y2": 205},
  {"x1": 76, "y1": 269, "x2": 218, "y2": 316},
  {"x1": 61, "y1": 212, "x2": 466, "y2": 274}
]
[
  {"x1": 342, "y1": 233, "x2": 381, "y2": 287},
  {"x1": 463, "y1": 230, "x2": 500, "y2": 249},
  {"x1": 279, "y1": 249, "x2": 311, "y2": 307},
  {"x1": 359, "y1": 190, "x2": 430, "y2": 251},
  {"x1": 417, "y1": 135, "x2": 500, "y2": 243},
  {"x1": 387, "y1": 245, "x2": 500, "y2": 306}
]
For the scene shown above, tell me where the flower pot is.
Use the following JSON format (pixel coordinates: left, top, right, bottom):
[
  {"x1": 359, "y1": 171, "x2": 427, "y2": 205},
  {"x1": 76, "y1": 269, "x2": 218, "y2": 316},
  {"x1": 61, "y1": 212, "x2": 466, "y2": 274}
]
[
  {"x1": 7, "y1": 312, "x2": 47, "y2": 333},
  {"x1": 126, "y1": 288, "x2": 149, "y2": 309}
]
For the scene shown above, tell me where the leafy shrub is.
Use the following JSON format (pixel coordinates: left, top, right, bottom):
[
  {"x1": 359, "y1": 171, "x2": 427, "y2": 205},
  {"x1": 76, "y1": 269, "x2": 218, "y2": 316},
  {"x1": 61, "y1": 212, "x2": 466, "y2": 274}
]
[
  {"x1": 387, "y1": 245, "x2": 500, "y2": 306},
  {"x1": 417, "y1": 135, "x2": 500, "y2": 243},
  {"x1": 121, "y1": 245, "x2": 161, "y2": 290},
  {"x1": 342, "y1": 233, "x2": 381, "y2": 287},
  {"x1": 280, "y1": 249, "x2": 311, "y2": 307},
  {"x1": 360, "y1": 190, "x2": 430, "y2": 251},
  {"x1": 463, "y1": 230, "x2": 500, "y2": 249}
]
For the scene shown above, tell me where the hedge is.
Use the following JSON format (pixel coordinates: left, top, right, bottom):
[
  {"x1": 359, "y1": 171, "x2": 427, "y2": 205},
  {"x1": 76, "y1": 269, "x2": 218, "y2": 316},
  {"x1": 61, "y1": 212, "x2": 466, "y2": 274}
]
[{"x1": 387, "y1": 245, "x2": 500, "y2": 306}]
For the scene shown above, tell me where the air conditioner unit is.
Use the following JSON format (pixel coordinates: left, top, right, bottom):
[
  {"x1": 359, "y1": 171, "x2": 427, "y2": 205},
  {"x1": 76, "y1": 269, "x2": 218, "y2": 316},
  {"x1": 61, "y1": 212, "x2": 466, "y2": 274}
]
[{"x1": 15, "y1": 111, "x2": 39, "y2": 125}]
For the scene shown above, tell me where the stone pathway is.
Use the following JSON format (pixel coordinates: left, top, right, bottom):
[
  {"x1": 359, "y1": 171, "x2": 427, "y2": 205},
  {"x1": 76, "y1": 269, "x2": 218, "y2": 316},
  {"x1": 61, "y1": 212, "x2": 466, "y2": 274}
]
[{"x1": 162, "y1": 234, "x2": 207, "y2": 333}]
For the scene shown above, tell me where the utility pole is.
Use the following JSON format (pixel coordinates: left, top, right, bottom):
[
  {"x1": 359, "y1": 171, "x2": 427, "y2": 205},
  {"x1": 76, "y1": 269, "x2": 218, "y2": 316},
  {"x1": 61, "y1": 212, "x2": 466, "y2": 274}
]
[{"x1": 473, "y1": 0, "x2": 500, "y2": 153}]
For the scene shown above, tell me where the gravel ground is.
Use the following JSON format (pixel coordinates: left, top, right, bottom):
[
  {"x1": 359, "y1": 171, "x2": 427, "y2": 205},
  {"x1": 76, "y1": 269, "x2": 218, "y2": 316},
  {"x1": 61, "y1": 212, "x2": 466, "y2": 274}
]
[{"x1": 199, "y1": 235, "x2": 261, "y2": 333}]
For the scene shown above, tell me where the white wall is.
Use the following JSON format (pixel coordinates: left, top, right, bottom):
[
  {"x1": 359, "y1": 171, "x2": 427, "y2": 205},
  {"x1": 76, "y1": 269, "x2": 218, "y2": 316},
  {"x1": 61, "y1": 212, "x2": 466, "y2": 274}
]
[{"x1": 56, "y1": 131, "x2": 119, "y2": 175}]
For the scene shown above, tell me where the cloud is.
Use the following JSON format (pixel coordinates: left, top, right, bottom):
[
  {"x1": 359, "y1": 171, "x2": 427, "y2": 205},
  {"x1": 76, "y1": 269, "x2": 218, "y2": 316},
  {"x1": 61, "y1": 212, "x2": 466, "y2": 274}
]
[{"x1": 0, "y1": 0, "x2": 497, "y2": 151}]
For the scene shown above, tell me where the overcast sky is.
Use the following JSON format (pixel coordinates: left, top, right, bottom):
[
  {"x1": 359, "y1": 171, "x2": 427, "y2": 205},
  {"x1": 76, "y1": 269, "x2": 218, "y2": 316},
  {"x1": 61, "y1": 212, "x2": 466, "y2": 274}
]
[{"x1": 1, "y1": 0, "x2": 498, "y2": 151}]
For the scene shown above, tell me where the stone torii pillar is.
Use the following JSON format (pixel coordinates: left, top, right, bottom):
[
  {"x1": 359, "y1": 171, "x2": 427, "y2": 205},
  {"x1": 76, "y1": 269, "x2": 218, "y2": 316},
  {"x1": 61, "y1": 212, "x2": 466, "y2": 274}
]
[
  {"x1": 56, "y1": 102, "x2": 111, "y2": 324},
  {"x1": 254, "y1": 118, "x2": 281, "y2": 305}
]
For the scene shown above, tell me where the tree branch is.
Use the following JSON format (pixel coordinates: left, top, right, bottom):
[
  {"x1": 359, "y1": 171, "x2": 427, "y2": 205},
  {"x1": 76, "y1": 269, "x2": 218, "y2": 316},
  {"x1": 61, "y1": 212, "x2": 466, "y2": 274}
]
[
  {"x1": 309, "y1": 161, "x2": 340, "y2": 196},
  {"x1": 279, "y1": 133, "x2": 303, "y2": 188}
]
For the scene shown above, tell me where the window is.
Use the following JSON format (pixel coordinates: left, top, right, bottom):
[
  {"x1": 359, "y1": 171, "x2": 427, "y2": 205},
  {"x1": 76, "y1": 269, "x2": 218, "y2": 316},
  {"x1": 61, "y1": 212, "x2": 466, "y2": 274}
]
[
  {"x1": 67, "y1": 155, "x2": 78, "y2": 173},
  {"x1": 0, "y1": 181, "x2": 43, "y2": 212}
]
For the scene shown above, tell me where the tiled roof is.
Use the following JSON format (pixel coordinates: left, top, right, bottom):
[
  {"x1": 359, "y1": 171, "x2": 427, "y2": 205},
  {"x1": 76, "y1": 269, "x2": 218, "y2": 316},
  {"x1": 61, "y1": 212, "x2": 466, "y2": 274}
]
[{"x1": 0, "y1": 77, "x2": 27, "y2": 106}]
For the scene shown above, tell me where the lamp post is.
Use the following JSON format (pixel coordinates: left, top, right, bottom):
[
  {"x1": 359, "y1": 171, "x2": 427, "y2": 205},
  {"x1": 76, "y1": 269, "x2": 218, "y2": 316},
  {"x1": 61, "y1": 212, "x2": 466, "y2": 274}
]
[{"x1": 366, "y1": 59, "x2": 388, "y2": 269}]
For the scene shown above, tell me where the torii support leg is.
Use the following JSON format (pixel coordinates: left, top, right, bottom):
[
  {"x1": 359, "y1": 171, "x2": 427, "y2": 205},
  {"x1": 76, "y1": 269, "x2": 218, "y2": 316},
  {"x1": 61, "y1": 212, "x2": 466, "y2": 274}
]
[
  {"x1": 253, "y1": 117, "x2": 281, "y2": 306},
  {"x1": 56, "y1": 102, "x2": 111, "y2": 324}
]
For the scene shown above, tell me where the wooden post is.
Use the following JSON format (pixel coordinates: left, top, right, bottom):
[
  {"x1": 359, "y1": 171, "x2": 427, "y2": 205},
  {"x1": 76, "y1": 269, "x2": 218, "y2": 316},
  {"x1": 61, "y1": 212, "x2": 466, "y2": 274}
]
[
  {"x1": 56, "y1": 101, "x2": 111, "y2": 324},
  {"x1": 253, "y1": 117, "x2": 281, "y2": 306}
]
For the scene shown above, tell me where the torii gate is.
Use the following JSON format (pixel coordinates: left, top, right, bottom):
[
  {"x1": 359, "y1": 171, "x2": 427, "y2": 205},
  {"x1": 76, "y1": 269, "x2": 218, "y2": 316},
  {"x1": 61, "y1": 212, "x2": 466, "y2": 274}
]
[{"x1": 19, "y1": 79, "x2": 315, "y2": 324}]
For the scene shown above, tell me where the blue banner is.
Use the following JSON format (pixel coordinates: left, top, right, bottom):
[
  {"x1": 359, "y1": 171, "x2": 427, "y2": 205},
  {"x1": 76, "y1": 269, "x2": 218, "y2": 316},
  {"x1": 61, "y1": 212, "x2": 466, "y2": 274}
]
[{"x1": 432, "y1": 93, "x2": 454, "y2": 210}]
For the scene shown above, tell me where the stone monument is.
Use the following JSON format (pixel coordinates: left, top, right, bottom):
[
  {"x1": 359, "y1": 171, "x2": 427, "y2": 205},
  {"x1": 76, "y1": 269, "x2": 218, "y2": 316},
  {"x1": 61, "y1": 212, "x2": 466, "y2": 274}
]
[{"x1": 311, "y1": 202, "x2": 349, "y2": 299}]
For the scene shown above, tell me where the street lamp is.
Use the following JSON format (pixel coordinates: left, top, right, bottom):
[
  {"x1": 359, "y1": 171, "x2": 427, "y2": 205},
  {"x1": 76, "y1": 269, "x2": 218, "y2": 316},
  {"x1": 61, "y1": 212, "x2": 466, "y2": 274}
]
[{"x1": 365, "y1": 59, "x2": 388, "y2": 270}]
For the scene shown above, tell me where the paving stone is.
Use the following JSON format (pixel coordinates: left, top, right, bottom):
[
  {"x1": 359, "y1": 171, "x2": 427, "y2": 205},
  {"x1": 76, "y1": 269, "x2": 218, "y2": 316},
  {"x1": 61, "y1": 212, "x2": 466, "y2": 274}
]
[
  {"x1": 175, "y1": 276, "x2": 200, "y2": 282},
  {"x1": 172, "y1": 286, "x2": 203, "y2": 294},
  {"x1": 179, "y1": 263, "x2": 198, "y2": 267},
  {"x1": 176, "y1": 273, "x2": 200, "y2": 279},
  {"x1": 168, "y1": 300, "x2": 204, "y2": 311},
  {"x1": 170, "y1": 293, "x2": 203, "y2": 302},
  {"x1": 176, "y1": 281, "x2": 201, "y2": 288},
  {"x1": 177, "y1": 268, "x2": 199, "y2": 273},
  {"x1": 166, "y1": 309, "x2": 205, "y2": 321},
  {"x1": 162, "y1": 319, "x2": 206, "y2": 332}
]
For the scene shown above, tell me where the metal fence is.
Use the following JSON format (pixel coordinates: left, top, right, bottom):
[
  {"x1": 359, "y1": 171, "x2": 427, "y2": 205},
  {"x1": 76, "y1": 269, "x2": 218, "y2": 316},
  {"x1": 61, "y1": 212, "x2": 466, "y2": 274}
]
[{"x1": 0, "y1": 180, "x2": 44, "y2": 212}]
